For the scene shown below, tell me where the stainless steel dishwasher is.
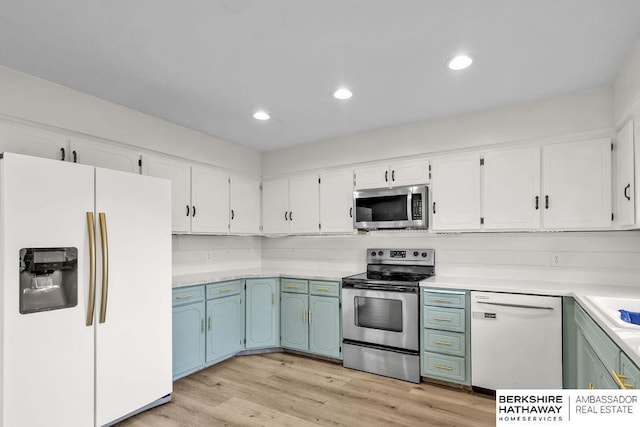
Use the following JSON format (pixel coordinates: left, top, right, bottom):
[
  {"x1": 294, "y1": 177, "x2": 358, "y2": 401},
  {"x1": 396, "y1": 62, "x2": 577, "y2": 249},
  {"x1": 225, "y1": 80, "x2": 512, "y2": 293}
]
[{"x1": 470, "y1": 291, "x2": 562, "y2": 390}]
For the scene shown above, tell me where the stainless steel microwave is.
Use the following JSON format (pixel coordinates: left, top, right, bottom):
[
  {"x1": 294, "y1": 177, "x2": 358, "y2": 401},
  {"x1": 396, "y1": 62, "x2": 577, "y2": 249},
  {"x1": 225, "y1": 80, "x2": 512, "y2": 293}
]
[{"x1": 353, "y1": 185, "x2": 428, "y2": 230}]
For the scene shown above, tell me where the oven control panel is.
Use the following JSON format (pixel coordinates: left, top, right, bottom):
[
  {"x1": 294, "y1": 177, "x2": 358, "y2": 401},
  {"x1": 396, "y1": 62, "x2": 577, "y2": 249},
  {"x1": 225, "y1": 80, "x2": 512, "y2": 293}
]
[{"x1": 367, "y1": 248, "x2": 434, "y2": 265}]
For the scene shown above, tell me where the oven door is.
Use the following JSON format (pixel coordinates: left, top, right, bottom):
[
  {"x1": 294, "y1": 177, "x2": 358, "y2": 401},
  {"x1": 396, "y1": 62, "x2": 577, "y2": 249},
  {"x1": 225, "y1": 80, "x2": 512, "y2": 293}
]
[{"x1": 342, "y1": 286, "x2": 419, "y2": 351}]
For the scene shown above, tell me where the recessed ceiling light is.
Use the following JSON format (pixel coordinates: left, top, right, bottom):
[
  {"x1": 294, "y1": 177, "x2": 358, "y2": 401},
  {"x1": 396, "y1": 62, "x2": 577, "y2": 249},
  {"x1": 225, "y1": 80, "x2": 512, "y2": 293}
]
[
  {"x1": 447, "y1": 54, "x2": 473, "y2": 71},
  {"x1": 253, "y1": 110, "x2": 270, "y2": 121},
  {"x1": 333, "y1": 88, "x2": 353, "y2": 100}
]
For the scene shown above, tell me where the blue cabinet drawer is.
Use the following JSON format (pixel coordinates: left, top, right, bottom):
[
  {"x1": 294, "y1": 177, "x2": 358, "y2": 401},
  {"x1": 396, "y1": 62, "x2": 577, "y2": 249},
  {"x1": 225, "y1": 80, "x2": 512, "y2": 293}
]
[
  {"x1": 423, "y1": 290, "x2": 466, "y2": 309},
  {"x1": 309, "y1": 281, "x2": 340, "y2": 297},
  {"x1": 423, "y1": 352, "x2": 466, "y2": 383},
  {"x1": 281, "y1": 278, "x2": 308, "y2": 294},
  {"x1": 172, "y1": 286, "x2": 205, "y2": 306},
  {"x1": 424, "y1": 329, "x2": 465, "y2": 357},
  {"x1": 424, "y1": 307, "x2": 466, "y2": 332},
  {"x1": 206, "y1": 280, "x2": 243, "y2": 299}
]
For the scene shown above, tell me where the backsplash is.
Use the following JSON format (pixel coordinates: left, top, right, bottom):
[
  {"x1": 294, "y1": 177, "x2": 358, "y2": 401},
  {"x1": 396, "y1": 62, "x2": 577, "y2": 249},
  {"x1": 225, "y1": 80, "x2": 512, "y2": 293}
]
[{"x1": 261, "y1": 231, "x2": 640, "y2": 287}]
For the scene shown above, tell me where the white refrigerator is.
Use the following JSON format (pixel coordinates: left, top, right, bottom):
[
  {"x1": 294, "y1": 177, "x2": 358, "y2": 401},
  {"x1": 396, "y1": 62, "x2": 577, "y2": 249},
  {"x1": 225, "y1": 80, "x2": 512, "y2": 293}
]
[{"x1": 0, "y1": 152, "x2": 172, "y2": 426}]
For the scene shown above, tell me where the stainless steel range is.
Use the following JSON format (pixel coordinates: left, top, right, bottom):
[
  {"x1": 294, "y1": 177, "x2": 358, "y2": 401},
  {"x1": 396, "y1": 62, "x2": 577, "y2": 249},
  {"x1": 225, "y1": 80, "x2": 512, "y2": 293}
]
[{"x1": 341, "y1": 248, "x2": 435, "y2": 383}]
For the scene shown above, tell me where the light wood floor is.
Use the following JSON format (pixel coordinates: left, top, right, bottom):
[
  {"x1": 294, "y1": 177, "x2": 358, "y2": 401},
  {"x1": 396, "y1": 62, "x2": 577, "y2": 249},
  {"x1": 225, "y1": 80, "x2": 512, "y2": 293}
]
[{"x1": 119, "y1": 353, "x2": 495, "y2": 426}]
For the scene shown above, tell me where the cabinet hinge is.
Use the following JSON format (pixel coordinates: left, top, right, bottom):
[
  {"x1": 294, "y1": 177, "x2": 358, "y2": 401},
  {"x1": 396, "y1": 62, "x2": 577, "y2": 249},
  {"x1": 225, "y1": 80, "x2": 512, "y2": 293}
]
[
  {"x1": 138, "y1": 158, "x2": 142, "y2": 167},
  {"x1": 228, "y1": 177, "x2": 231, "y2": 184},
  {"x1": 318, "y1": 177, "x2": 321, "y2": 184},
  {"x1": 480, "y1": 217, "x2": 484, "y2": 225},
  {"x1": 243, "y1": 338, "x2": 246, "y2": 344},
  {"x1": 611, "y1": 142, "x2": 614, "y2": 151},
  {"x1": 339, "y1": 346, "x2": 342, "y2": 353},
  {"x1": 319, "y1": 223, "x2": 321, "y2": 230},
  {"x1": 480, "y1": 158, "x2": 484, "y2": 166},
  {"x1": 339, "y1": 302, "x2": 342, "y2": 309},
  {"x1": 612, "y1": 213, "x2": 614, "y2": 221},
  {"x1": 259, "y1": 184, "x2": 263, "y2": 191}
]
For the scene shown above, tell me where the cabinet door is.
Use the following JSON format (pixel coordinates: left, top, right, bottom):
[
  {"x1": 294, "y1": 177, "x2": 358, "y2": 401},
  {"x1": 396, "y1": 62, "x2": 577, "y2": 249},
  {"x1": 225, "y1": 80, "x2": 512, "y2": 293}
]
[
  {"x1": 262, "y1": 178, "x2": 289, "y2": 234},
  {"x1": 173, "y1": 301, "x2": 206, "y2": 379},
  {"x1": 615, "y1": 121, "x2": 635, "y2": 227},
  {"x1": 354, "y1": 164, "x2": 390, "y2": 190},
  {"x1": 389, "y1": 159, "x2": 429, "y2": 186},
  {"x1": 191, "y1": 166, "x2": 230, "y2": 234},
  {"x1": 289, "y1": 174, "x2": 320, "y2": 234},
  {"x1": 230, "y1": 175, "x2": 261, "y2": 234},
  {"x1": 431, "y1": 154, "x2": 481, "y2": 231},
  {"x1": 69, "y1": 138, "x2": 141, "y2": 173},
  {"x1": 483, "y1": 147, "x2": 541, "y2": 230},
  {"x1": 309, "y1": 296, "x2": 341, "y2": 359},
  {"x1": 141, "y1": 154, "x2": 191, "y2": 233},
  {"x1": 245, "y1": 279, "x2": 279, "y2": 349},
  {"x1": 576, "y1": 329, "x2": 600, "y2": 389},
  {"x1": 0, "y1": 120, "x2": 68, "y2": 161},
  {"x1": 206, "y1": 295, "x2": 242, "y2": 364},
  {"x1": 542, "y1": 139, "x2": 612, "y2": 230},
  {"x1": 320, "y1": 170, "x2": 354, "y2": 233},
  {"x1": 280, "y1": 293, "x2": 309, "y2": 351}
]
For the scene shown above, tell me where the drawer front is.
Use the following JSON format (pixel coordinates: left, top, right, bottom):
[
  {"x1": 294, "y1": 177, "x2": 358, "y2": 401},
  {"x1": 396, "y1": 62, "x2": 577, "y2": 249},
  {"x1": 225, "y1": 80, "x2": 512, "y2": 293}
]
[
  {"x1": 424, "y1": 329, "x2": 465, "y2": 357},
  {"x1": 281, "y1": 278, "x2": 309, "y2": 294},
  {"x1": 309, "y1": 280, "x2": 340, "y2": 297},
  {"x1": 206, "y1": 280, "x2": 243, "y2": 299},
  {"x1": 423, "y1": 352, "x2": 466, "y2": 383},
  {"x1": 172, "y1": 286, "x2": 205, "y2": 306},
  {"x1": 575, "y1": 304, "x2": 619, "y2": 373},
  {"x1": 424, "y1": 307, "x2": 466, "y2": 332},
  {"x1": 423, "y1": 290, "x2": 466, "y2": 309}
]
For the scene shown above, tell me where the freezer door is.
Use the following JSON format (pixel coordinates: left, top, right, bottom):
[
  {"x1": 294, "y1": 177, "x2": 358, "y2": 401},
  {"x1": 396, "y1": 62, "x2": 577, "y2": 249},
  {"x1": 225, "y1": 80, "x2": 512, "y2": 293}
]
[
  {"x1": 94, "y1": 168, "x2": 172, "y2": 426},
  {"x1": 1, "y1": 153, "x2": 95, "y2": 427},
  {"x1": 470, "y1": 291, "x2": 563, "y2": 389}
]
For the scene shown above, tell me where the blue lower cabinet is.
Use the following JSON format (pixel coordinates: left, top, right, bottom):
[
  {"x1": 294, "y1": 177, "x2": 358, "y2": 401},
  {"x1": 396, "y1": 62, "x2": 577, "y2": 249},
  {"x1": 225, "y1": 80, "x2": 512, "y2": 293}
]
[
  {"x1": 309, "y1": 295, "x2": 341, "y2": 359},
  {"x1": 280, "y1": 292, "x2": 309, "y2": 351},
  {"x1": 245, "y1": 278, "x2": 280, "y2": 349},
  {"x1": 172, "y1": 286, "x2": 206, "y2": 380},
  {"x1": 206, "y1": 294, "x2": 243, "y2": 365}
]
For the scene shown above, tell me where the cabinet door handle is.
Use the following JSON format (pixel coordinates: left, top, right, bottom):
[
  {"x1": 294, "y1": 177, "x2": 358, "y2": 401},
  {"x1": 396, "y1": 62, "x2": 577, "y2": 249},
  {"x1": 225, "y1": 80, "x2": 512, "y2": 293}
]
[
  {"x1": 545, "y1": 195, "x2": 549, "y2": 209},
  {"x1": 284, "y1": 211, "x2": 288, "y2": 221},
  {"x1": 308, "y1": 310, "x2": 312, "y2": 323},
  {"x1": 192, "y1": 206, "x2": 196, "y2": 217},
  {"x1": 432, "y1": 202, "x2": 436, "y2": 214},
  {"x1": 60, "y1": 147, "x2": 66, "y2": 161},
  {"x1": 303, "y1": 309, "x2": 307, "y2": 323},
  {"x1": 186, "y1": 205, "x2": 190, "y2": 217},
  {"x1": 349, "y1": 207, "x2": 353, "y2": 218},
  {"x1": 201, "y1": 318, "x2": 205, "y2": 333},
  {"x1": 535, "y1": 196, "x2": 539, "y2": 210},
  {"x1": 588, "y1": 382, "x2": 595, "y2": 390},
  {"x1": 612, "y1": 371, "x2": 634, "y2": 389},
  {"x1": 208, "y1": 315, "x2": 212, "y2": 331},
  {"x1": 72, "y1": 150, "x2": 78, "y2": 163},
  {"x1": 231, "y1": 209, "x2": 235, "y2": 220},
  {"x1": 385, "y1": 170, "x2": 388, "y2": 182},
  {"x1": 272, "y1": 293, "x2": 275, "y2": 305},
  {"x1": 391, "y1": 170, "x2": 395, "y2": 181},
  {"x1": 289, "y1": 211, "x2": 293, "y2": 221},
  {"x1": 624, "y1": 184, "x2": 631, "y2": 201}
]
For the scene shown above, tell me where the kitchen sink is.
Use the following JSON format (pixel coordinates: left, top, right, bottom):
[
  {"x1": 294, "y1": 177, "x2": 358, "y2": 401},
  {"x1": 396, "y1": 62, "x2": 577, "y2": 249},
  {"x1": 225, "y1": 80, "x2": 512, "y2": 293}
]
[{"x1": 583, "y1": 295, "x2": 640, "y2": 329}]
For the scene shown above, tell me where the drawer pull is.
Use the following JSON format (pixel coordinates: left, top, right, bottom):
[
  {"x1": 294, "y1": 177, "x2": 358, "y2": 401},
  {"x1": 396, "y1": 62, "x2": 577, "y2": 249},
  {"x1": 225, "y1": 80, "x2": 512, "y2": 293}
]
[
  {"x1": 434, "y1": 340, "x2": 453, "y2": 346},
  {"x1": 612, "y1": 371, "x2": 635, "y2": 389},
  {"x1": 434, "y1": 364, "x2": 453, "y2": 371},
  {"x1": 285, "y1": 285, "x2": 300, "y2": 289},
  {"x1": 433, "y1": 298, "x2": 453, "y2": 304},
  {"x1": 589, "y1": 382, "x2": 595, "y2": 390},
  {"x1": 176, "y1": 294, "x2": 193, "y2": 300},
  {"x1": 315, "y1": 286, "x2": 330, "y2": 291},
  {"x1": 433, "y1": 317, "x2": 452, "y2": 322},
  {"x1": 218, "y1": 287, "x2": 234, "y2": 293}
]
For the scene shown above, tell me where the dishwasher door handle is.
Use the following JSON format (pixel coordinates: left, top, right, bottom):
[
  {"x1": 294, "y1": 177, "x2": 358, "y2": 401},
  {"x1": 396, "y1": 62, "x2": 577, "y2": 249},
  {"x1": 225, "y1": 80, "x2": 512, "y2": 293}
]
[{"x1": 476, "y1": 301, "x2": 555, "y2": 310}]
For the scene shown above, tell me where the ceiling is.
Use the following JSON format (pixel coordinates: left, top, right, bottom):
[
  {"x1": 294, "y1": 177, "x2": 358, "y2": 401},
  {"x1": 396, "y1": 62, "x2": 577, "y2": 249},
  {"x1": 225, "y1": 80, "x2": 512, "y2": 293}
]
[{"x1": 1, "y1": 1, "x2": 640, "y2": 152}]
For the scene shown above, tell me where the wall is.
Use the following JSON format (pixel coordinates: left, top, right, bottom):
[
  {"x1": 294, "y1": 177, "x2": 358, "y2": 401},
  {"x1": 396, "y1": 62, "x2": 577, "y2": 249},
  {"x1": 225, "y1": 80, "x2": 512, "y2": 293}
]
[
  {"x1": 259, "y1": 83, "x2": 640, "y2": 288},
  {"x1": 0, "y1": 65, "x2": 264, "y2": 274}
]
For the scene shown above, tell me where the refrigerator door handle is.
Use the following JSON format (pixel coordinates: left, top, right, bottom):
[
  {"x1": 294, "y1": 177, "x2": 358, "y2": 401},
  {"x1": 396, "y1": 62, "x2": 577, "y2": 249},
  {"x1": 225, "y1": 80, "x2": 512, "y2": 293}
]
[
  {"x1": 86, "y1": 212, "x2": 97, "y2": 326},
  {"x1": 99, "y1": 212, "x2": 109, "y2": 323}
]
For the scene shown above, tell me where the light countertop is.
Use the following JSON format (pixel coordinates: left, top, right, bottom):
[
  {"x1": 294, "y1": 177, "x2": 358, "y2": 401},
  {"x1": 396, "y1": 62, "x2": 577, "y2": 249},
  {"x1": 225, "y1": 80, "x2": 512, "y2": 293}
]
[
  {"x1": 420, "y1": 275, "x2": 640, "y2": 369},
  {"x1": 173, "y1": 268, "x2": 359, "y2": 288}
]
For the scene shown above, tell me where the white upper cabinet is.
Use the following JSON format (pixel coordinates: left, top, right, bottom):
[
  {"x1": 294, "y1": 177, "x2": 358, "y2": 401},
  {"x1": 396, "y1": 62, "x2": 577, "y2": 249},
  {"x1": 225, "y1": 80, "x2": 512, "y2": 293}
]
[
  {"x1": 230, "y1": 175, "x2": 261, "y2": 234},
  {"x1": 190, "y1": 166, "x2": 229, "y2": 234},
  {"x1": 262, "y1": 178, "x2": 290, "y2": 234},
  {"x1": 319, "y1": 169, "x2": 354, "y2": 234},
  {"x1": 262, "y1": 174, "x2": 320, "y2": 235},
  {"x1": 0, "y1": 120, "x2": 68, "y2": 161},
  {"x1": 69, "y1": 138, "x2": 141, "y2": 173},
  {"x1": 483, "y1": 146, "x2": 541, "y2": 230},
  {"x1": 354, "y1": 159, "x2": 429, "y2": 190},
  {"x1": 431, "y1": 153, "x2": 481, "y2": 231},
  {"x1": 542, "y1": 138, "x2": 612, "y2": 230},
  {"x1": 614, "y1": 120, "x2": 635, "y2": 228},
  {"x1": 142, "y1": 155, "x2": 191, "y2": 233}
]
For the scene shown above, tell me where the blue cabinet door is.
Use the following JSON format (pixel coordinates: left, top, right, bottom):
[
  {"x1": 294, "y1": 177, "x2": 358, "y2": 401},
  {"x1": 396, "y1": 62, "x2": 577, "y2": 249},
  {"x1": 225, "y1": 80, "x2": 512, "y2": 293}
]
[
  {"x1": 245, "y1": 278, "x2": 279, "y2": 349},
  {"x1": 172, "y1": 301, "x2": 205, "y2": 379},
  {"x1": 281, "y1": 293, "x2": 309, "y2": 351},
  {"x1": 309, "y1": 295, "x2": 341, "y2": 359},
  {"x1": 206, "y1": 294, "x2": 243, "y2": 364}
]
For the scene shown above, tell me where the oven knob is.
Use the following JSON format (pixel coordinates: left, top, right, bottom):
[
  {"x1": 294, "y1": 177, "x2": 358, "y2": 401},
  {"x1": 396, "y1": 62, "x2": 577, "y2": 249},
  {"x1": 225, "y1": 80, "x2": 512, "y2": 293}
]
[
  {"x1": 413, "y1": 251, "x2": 419, "y2": 257},
  {"x1": 422, "y1": 252, "x2": 428, "y2": 258},
  {"x1": 378, "y1": 251, "x2": 383, "y2": 256},
  {"x1": 371, "y1": 251, "x2": 376, "y2": 256}
]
